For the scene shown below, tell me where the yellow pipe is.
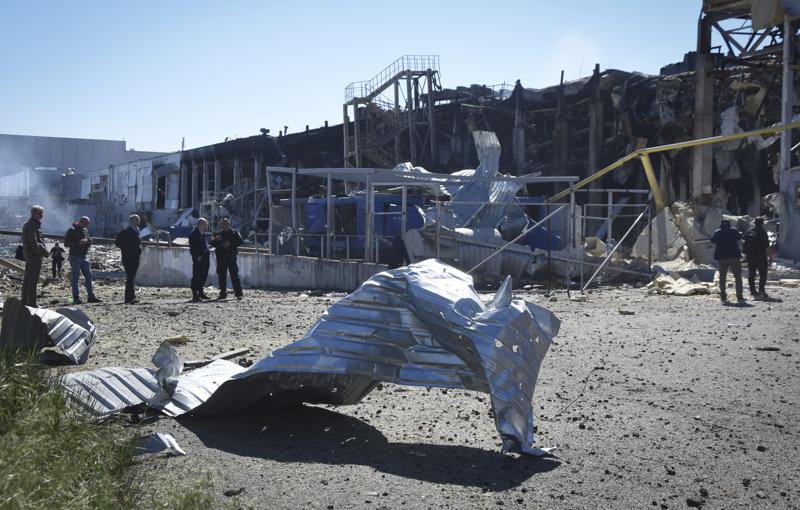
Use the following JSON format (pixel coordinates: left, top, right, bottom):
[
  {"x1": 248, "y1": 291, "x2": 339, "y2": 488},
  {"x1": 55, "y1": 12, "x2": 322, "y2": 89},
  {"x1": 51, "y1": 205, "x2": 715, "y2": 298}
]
[
  {"x1": 639, "y1": 154, "x2": 664, "y2": 211},
  {"x1": 549, "y1": 121, "x2": 800, "y2": 203}
]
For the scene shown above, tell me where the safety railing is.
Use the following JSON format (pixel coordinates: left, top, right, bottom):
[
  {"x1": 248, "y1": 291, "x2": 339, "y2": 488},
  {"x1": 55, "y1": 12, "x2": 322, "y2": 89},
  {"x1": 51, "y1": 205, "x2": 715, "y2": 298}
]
[{"x1": 345, "y1": 55, "x2": 440, "y2": 102}]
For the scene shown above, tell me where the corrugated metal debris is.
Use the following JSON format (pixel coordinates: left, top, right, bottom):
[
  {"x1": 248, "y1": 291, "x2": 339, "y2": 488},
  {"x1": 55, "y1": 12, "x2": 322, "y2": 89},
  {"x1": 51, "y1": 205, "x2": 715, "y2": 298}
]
[
  {"x1": 133, "y1": 433, "x2": 187, "y2": 456},
  {"x1": 0, "y1": 297, "x2": 97, "y2": 364},
  {"x1": 62, "y1": 259, "x2": 560, "y2": 455}
]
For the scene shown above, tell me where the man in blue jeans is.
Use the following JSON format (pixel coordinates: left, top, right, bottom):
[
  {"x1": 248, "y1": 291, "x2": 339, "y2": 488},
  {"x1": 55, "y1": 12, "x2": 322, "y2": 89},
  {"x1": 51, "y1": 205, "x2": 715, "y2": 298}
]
[{"x1": 64, "y1": 216, "x2": 101, "y2": 304}]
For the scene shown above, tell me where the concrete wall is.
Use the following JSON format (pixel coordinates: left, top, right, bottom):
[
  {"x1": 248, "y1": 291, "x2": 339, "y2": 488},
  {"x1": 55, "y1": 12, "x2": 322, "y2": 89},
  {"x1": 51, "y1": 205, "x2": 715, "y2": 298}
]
[{"x1": 136, "y1": 245, "x2": 387, "y2": 292}]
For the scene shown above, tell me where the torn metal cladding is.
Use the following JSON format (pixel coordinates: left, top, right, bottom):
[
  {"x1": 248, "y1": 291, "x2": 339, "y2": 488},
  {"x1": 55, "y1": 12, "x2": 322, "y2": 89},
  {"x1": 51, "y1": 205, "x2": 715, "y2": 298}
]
[
  {"x1": 63, "y1": 259, "x2": 560, "y2": 455},
  {"x1": 0, "y1": 297, "x2": 96, "y2": 364}
]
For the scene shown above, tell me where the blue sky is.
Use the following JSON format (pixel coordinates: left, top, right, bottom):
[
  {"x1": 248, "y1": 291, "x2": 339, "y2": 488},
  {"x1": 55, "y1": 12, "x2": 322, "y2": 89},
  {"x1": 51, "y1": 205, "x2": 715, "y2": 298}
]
[{"x1": 0, "y1": 1, "x2": 702, "y2": 152}]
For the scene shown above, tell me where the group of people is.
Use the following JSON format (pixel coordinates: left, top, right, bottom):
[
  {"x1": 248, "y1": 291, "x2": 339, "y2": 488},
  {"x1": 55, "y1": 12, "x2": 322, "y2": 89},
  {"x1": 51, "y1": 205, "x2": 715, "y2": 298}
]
[
  {"x1": 711, "y1": 216, "x2": 771, "y2": 304},
  {"x1": 20, "y1": 205, "x2": 243, "y2": 308},
  {"x1": 189, "y1": 216, "x2": 243, "y2": 302},
  {"x1": 20, "y1": 204, "x2": 774, "y2": 308}
]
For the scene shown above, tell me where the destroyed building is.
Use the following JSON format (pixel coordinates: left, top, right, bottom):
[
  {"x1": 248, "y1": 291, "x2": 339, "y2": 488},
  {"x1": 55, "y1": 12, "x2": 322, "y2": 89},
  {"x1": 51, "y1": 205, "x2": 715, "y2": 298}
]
[{"x1": 2, "y1": 1, "x2": 799, "y2": 264}]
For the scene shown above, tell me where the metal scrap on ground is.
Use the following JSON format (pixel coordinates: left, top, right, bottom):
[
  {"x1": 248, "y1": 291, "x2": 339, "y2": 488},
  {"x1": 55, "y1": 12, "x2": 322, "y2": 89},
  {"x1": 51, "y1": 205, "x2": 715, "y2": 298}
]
[
  {"x1": 0, "y1": 297, "x2": 97, "y2": 364},
  {"x1": 62, "y1": 259, "x2": 560, "y2": 456}
]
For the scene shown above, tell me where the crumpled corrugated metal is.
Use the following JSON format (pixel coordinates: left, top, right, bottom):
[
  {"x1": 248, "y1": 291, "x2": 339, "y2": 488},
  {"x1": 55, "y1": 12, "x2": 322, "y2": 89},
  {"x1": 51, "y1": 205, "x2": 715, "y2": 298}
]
[
  {"x1": 0, "y1": 297, "x2": 96, "y2": 364},
  {"x1": 62, "y1": 259, "x2": 559, "y2": 455}
]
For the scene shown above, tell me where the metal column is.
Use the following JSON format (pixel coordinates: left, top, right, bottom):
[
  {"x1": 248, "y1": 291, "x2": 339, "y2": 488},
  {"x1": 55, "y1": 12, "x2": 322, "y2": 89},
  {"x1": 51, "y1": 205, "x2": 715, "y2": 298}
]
[
  {"x1": 326, "y1": 173, "x2": 333, "y2": 259},
  {"x1": 426, "y1": 69, "x2": 436, "y2": 166},
  {"x1": 353, "y1": 106, "x2": 361, "y2": 168},
  {"x1": 342, "y1": 104, "x2": 350, "y2": 168},
  {"x1": 780, "y1": 18, "x2": 799, "y2": 258},
  {"x1": 191, "y1": 160, "x2": 198, "y2": 210},
  {"x1": 394, "y1": 80, "x2": 401, "y2": 163},
  {"x1": 213, "y1": 159, "x2": 221, "y2": 196},
  {"x1": 202, "y1": 160, "x2": 209, "y2": 204},
  {"x1": 266, "y1": 168, "x2": 273, "y2": 255},
  {"x1": 407, "y1": 76, "x2": 416, "y2": 163},
  {"x1": 291, "y1": 169, "x2": 299, "y2": 256},
  {"x1": 180, "y1": 163, "x2": 188, "y2": 209},
  {"x1": 364, "y1": 175, "x2": 373, "y2": 261},
  {"x1": 692, "y1": 15, "x2": 714, "y2": 201}
]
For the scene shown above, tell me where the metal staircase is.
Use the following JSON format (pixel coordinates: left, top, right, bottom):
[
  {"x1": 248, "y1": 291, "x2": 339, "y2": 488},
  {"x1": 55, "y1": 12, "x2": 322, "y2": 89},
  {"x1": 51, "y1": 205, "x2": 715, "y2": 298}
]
[{"x1": 343, "y1": 55, "x2": 441, "y2": 169}]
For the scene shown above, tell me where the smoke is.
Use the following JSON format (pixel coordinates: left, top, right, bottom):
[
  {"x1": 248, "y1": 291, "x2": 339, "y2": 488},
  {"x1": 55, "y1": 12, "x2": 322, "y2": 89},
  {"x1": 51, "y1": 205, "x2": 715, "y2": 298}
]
[{"x1": 0, "y1": 135, "x2": 35, "y2": 176}]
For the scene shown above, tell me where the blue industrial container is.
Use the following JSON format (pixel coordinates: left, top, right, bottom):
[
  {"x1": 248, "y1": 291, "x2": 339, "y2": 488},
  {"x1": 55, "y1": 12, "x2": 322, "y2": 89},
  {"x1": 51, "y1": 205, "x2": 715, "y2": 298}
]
[{"x1": 305, "y1": 193, "x2": 424, "y2": 258}]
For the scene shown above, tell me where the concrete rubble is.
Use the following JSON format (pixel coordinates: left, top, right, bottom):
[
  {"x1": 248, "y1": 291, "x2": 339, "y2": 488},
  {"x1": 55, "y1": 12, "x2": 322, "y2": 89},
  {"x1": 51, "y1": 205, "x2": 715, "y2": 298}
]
[
  {"x1": 62, "y1": 259, "x2": 559, "y2": 456},
  {"x1": 647, "y1": 273, "x2": 714, "y2": 297}
]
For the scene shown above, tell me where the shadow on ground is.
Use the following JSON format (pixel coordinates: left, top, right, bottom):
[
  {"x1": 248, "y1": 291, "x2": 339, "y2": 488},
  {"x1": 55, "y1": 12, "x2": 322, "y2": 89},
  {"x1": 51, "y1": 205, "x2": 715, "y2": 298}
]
[{"x1": 179, "y1": 405, "x2": 559, "y2": 490}]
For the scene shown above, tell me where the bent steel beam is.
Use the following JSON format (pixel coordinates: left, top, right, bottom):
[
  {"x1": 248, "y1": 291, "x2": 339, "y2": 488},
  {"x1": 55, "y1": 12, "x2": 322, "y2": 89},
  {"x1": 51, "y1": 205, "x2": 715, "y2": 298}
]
[{"x1": 549, "y1": 122, "x2": 800, "y2": 207}]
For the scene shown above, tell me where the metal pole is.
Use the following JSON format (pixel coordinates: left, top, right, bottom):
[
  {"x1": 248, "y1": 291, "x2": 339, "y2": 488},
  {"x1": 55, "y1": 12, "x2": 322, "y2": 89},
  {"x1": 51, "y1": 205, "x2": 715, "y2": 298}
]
[
  {"x1": 253, "y1": 161, "x2": 260, "y2": 254},
  {"x1": 353, "y1": 106, "x2": 361, "y2": 168},
  {"x1": 580, "y1": 211, "x2": 585, "y2": 292},
  {"x1": 647, "y1": 200, "x2": 653, "y2": 273},
  {"x1": 606, "y1": 190, "x2": 613, "y2": 243},
  {"x1": 394, "y1": 80, "x2": 400, "y2": 163},
  {"x1": 266, "y1": 168, "x2": 273, "y2": 255},
  {"x1": 342, "y1": 104, "x2": 350, "y2": 167},
  {"x1": 364, "y1": 178, "x2": 373, "y2": 261},
  {"x1": 407, "y1": 76, "x2": 416, "y2": 163},
  {"x1": 582, "y1": 209, "x2": 647, "y2": 291},
  {"x1": 546, "y1": 203, "x2": 552, "y2": 294},
  {"x1": 640, "y1": 154, "x2": 666, "y2": 211},
  {"x1": 401, "y1": 185, "x2": 407, "y2": 234},
  {"x1": 292, "y1": 169, "x2": 299, "y2": 256},
  {"x1": 435, "y1": 198, "x2": 441, "y2": 260},
  {"x1": 568, "y1": 184, "x2": 575, "y2": 289},
  {"x1": 326, "y1": 173, "x2": 333, "y2": 259},
  {"x1": 426, "y1": 69, "x2": 436, "y2": 167},
  {"x1": 781, "y1": 17, "x2": 793, "y2": 174},
  {"x1": 468, "y1": 204, "x2": 566, "y2": 274}
]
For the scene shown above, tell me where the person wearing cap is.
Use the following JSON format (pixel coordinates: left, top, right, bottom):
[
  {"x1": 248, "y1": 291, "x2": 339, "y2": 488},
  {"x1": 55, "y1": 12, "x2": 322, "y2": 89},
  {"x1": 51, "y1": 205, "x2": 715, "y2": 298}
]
[
  {"x1": 743, "y1": 217, "x2": 770, "y2": 299},
  {"x1": 710, "y1": 219, "x2": 744, "y2": 304}
]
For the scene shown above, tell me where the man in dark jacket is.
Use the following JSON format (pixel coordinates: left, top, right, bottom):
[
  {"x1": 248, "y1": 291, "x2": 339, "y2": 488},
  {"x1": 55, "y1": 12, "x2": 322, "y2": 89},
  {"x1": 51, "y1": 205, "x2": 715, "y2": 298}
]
[
  {"x1": 64, "y1": 216, "x2": 100, "y2": 304},
  {"x1": 115, "y1": 214, "x2": 142, "y2": 304},
  {"x1": 189, "y1": 218, "x2": 211, "y2": 302},
  {"x1": 210, "y1": 217, "x2": 244, "y2": 300},
  {"x1": 21, "y1": 205, "x2": 49, "y2": 307},
  {"x1": 743, "y1": 217, "x2": 770, "y2": 299},
  {"x1": 50, "y1": 242, "x2": 65, "y2": 278},
  {"x1": 710, "y1": 219, "x2": 744, "y2": 303}
]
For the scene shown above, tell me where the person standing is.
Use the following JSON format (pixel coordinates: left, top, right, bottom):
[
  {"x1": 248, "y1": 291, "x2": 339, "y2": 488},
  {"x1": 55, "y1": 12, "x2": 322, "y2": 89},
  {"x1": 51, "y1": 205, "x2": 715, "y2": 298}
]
[
  {"x1": 64, "y1": 216, "x2": 101, "y2": 304},
  {"x1": 711, "y1": 219, "x2": 744, "y2": 304},
  {"x1": 743, "y1": 217, "x2": 770, "y2": 299},
  {"x1": 50, "y1": 242, "x2": 65, "y2": 278},
  {"x1": 189, "y1": 218, "x2": 211, "y2": 302},
  {"x1": 115, "y1": 214, "x2": 142, "y2": 304},
  {"x1": 21, "y1": 205, "x2": 49, "y2": 307},
  {"x1": 210, "y1": 217, "x2": 244, "y2": 300}
]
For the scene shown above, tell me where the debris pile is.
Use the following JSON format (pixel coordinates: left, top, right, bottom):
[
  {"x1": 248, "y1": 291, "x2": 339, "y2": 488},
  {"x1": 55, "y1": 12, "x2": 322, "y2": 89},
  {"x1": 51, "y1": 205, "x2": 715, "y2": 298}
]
[{"x1": 63, "y1": 259, "x2": 560, "y2": 455}]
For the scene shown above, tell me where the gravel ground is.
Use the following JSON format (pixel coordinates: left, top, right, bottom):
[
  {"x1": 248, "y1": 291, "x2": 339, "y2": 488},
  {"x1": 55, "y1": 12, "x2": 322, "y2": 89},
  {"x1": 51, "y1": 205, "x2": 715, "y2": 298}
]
[{"x1": 3, "y1": 271, "x2": 799, "y2": 509}]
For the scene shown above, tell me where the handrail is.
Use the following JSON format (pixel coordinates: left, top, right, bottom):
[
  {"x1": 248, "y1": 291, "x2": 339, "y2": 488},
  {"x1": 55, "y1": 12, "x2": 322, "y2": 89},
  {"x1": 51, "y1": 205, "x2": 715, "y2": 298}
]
[{"x1": 345, "y1": 55, "x2": 439, "y2": 102}]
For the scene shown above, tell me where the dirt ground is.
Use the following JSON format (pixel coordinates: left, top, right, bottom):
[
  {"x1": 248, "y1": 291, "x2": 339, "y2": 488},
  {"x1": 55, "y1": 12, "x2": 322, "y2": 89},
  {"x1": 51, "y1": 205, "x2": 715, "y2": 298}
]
[{"x1": 3, "y1": 268, "x2": 800, "y2": 509}]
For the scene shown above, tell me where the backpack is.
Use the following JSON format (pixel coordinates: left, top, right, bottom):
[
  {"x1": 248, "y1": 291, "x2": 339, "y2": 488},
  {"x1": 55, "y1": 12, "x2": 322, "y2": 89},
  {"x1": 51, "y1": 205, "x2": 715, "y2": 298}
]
[{"x1": 15, "y1": 244, "x2": 24, "y2": 261}]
